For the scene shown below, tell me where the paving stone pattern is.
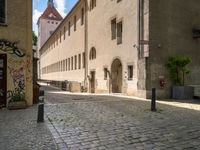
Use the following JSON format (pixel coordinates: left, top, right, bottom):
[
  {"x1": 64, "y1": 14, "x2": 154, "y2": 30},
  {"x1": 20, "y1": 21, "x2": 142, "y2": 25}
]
[
  {"x1": 43, "y1": 85, "x2": 200, "y2": 150},
  {"x1": 0, "y1": 105, "x2": 57, "y2": 150}
]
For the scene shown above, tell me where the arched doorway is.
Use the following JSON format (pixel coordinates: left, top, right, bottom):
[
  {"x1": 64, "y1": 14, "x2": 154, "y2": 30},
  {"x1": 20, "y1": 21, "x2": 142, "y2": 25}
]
[{"x1": 111, "y1": 58, "x2": 122, "y2": 93}]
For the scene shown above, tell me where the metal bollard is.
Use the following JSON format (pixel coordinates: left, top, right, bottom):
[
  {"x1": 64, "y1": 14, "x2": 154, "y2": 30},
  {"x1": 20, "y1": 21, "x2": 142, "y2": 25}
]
[
  {"x1": 37, "y1": 90, "x2": 45, "y2": 123},
  {"x1": 151, "y1": 88, "x2": 157, "y2": 112}
]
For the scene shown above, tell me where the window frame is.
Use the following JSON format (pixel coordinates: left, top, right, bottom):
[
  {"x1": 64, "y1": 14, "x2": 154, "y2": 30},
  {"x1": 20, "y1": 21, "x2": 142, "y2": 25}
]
[{"x1": 0, "y1": 0, "x2": 7, "y2": 25}]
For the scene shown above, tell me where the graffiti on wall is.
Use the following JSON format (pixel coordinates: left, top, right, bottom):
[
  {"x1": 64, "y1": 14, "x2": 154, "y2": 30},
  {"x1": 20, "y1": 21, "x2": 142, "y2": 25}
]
[
  {"x1": 0, "y1": 39, "x2": 25, "y2": 57},
  {"x1": 8, "y1": 67, "x2": 25, "y2": 91}
]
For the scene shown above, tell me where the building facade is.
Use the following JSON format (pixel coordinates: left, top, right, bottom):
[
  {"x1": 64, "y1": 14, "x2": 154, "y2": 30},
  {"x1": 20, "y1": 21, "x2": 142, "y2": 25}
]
[
  {"x1": 39, "y1": 0, "x2": 200, "y2": 99},
  {"x1": 0, "y1": 0, "x2": 33, "y2": 107}
]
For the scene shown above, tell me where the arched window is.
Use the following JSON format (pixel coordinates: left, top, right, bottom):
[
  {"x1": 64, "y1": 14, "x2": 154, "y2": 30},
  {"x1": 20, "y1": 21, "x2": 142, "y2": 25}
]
[{"x1": 89, "y1": 47, "x2": 96, "y2": 60}]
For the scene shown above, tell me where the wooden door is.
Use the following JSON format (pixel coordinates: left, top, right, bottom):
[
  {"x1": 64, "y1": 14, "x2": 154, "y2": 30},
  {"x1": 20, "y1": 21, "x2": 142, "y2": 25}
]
[{"x1": 0, "y1": 54, "x2": 7, "y2": 107}]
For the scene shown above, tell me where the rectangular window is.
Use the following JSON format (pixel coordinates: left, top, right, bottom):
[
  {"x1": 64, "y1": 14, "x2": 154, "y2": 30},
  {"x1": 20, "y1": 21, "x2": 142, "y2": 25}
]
[
  {"x1": 71, "y1": 57, "x2": 73, "y2": 70},
  {"x1": 56, "y1": 34, "x2": 58, "y2": 45},
  {"x1": 104, "y1": 68, "x2": 108, "y2": 80},
  {"x1": 117, "y1": 21, "x2": 123, "y2": 44},
  {"x1": 0, "y1": 0, "x2": 6, "y2": 24},
  {"x1": 111, "y1": 18, "x2": 117, "y2": 40},
  {"x1": 61, "y1": 61, "x2": 63, "y2": 71},
  {"x1": 82, "y1": 52, "x2": 85, "y2": 68},
  {"x1": 63, "y1": 60, "x2": 65, "y2": 71},
  {"x1": 117, "y1": 0, "x2": 122, "y2": 2},
  {"x1": 75, "y1": 55, "x2": 77, "y2": 70},
  {"x1": 81, "y1": 8, "x2": 84, "y2": 25},
  {"x1": 66, "y1": 59, "x2": 68, "y2": 71},
  {"x1": 68, "y1": 58, "x2": 70, "y2": 71},
  {"x1": 78, "y1": 54, "x2": 81, "y2": 69},
  {"x1": 64, "y1": 26, "x2": 66, "y2": 40},
  {"x1": 68, "y1": 21, "x2": 71, "y2": 36},
  {"x1": 74, "y1": 16, "x2": 76, "y2": 31},
  {"x1": 60, "y1": 31, "x2": 62, "y2": 43},
  {"x1": 128, "y1": 65, "x2": 133, "y2": 80}
]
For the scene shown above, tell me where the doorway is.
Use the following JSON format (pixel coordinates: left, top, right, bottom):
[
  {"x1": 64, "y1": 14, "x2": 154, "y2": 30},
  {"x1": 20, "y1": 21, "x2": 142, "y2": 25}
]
[
  {"x1": 111, "y1": 58, "x2": 122, "y2": 93},
  {"x1": 0, "y1": 54, "x2": 7, "y2": 107},
  {"x1": 90, "y1": 71, "x2": 95, "y2": 93}
]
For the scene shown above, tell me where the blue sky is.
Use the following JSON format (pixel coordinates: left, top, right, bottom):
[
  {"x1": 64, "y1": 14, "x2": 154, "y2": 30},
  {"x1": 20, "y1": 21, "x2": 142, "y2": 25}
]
[{"x1": 33, "y1": 0, "x2": 78, "y2": 34}]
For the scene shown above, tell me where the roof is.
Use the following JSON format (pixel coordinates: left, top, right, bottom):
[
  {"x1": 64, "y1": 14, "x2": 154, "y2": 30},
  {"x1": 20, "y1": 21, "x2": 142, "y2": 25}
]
[{"x1": 38, "y1": 5, "x2": 63, "y2": 23}]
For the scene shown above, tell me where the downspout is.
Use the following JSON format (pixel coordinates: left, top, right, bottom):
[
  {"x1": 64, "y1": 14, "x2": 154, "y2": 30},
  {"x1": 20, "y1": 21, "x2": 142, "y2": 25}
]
[{"x1": 84, "y1": 0, "x2": 88, "y2": 91}]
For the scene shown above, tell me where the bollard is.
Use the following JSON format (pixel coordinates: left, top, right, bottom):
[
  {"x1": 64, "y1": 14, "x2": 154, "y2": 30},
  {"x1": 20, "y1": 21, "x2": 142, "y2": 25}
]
[
  {"x1": 151, "y1": 88, "x2": 157, "y2": 112},
  {"x1": 37, "y1": 90, "x2": 45, "y2": 123},
  {"x1": 37, "y1": 103, "x2": 44, "y2": 122}
]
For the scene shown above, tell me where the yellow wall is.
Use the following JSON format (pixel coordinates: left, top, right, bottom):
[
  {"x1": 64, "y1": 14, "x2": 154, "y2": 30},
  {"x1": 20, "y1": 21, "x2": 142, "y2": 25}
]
[{"x1": 0, "y1": 0, "x2": 33, "y2": 106}]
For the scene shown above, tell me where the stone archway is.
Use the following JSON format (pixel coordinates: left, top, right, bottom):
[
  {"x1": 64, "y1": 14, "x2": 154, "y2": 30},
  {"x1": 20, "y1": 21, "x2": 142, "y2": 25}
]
[{"x1": 111, "y1": 58, "x2": 122, "y2": 93}]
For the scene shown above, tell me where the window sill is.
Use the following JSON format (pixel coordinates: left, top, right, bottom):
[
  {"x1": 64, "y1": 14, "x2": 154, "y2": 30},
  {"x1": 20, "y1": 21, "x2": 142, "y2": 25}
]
[{"x1": 0, "y1": 23, "x2": 8, "y2": 27}]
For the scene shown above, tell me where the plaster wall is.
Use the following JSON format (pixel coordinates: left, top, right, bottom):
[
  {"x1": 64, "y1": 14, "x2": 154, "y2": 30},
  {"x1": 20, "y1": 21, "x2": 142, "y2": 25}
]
[{"x1": 0, "y1": 0, "x2": 33, "y2": 106}]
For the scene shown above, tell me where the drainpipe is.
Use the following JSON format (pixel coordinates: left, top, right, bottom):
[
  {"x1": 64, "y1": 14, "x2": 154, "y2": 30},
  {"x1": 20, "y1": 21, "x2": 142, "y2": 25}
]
[{"x1": 84, "y1": 0, "x2": 88, "y2": 91}]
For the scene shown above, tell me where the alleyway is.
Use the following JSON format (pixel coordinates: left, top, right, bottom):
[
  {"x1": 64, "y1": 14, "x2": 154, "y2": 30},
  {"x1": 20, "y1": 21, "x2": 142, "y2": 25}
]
[{"x1": 43, "y1": 85, "x2": 200, "y2": 150}]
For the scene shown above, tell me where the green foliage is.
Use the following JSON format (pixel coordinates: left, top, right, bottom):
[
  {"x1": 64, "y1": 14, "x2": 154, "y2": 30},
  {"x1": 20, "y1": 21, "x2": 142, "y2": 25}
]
[
  {"x1": 9, "y1": 88, "x2": 25, "y2": 102},
  {"x1": 166, "y1": 56, "x2": 192, "y2": 86},
  {"x1": 32, "y1": 31, "x2": 37, "y2": 46}
]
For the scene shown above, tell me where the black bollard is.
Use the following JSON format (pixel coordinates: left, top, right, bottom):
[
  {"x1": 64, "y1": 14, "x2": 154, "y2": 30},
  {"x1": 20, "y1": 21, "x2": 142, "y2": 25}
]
[
  {"x1": 151, "y1": 88, "x2": 157, "y2": 112},
  {"x1": 37, "y1": 90, "x2": 45, "y2": 123},
  {"x1": 37, "y1": 103, "x2": 44, "y2": 122}
]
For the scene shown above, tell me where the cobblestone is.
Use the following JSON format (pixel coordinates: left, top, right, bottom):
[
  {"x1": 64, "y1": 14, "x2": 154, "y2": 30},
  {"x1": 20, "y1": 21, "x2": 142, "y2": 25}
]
[
  {"x1": 42, "y1": 85, "x2": 200, "y2": 150},
  {"x1": 0, "y1": 105, "x2": 57, "y2": 150}
]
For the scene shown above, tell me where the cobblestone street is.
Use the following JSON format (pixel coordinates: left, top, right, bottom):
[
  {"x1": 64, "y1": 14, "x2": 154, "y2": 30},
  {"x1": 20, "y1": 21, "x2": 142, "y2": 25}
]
[
  {"x1": 0, "y1": 105, "x2": 57, "y2": 150},
  {"x1": 42, "y1": 85, "x2": 200, "y2": 150}
]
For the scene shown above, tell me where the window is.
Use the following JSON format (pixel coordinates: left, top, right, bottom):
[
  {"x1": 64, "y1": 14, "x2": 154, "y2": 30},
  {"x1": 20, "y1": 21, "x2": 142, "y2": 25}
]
[
  {"x1": 104, "y1": 68, "x2": 108, "y2": 80},
  {"x1": 111, "y1": 18, "x2": 117, "y2": 40},
  {"x1": 81, "y1": 8, "x2": 84, "y2": 25},
  {"x1": 66, "y1": 59, "x2": 68, "y2": 71},
  {"x1": 56, "y1": 34, "x2": 58, "y2": 45},
  {"x1": 78, "y1": 54, "x2": 81, "y2": 69},
  {"x1": 71, "y1": 57, "x2": 73, "y2": 70},
  {"x1": 117, "y1": 21, "x2": 123, "y2": 44},
  {"x1": 64, "y1": 26, "x2": 66, "y2": 40},
  {"x1": 89, "y1": 47, "x2": 96, "y2": 60},
  {"x1": 74, "y1": 16, "x2": 76, "y2": 31},
  {"x1": 82, "y1": 52, "x2": 85, "y2": 68},
  {"x1": 63, "y1": 60, "x2": 65, "y2": 71},
  {"x1": 117, "y1": 0, "x2": 122, "y2": 2},
  {"x1": 128, "y1": 65, "x2": 133, "y2": 80},
  {"x1": 74, "y1": 55, "x2": 77, "y2": 70},
  {"x1": 0, "y1": 0, "x2": 6, "y2": 24},
  {"x1": 90, "y1": 0, "x2": 96, "y2": 10},
  {"x1": 68, "y1": 21, "x2": 71, "y2": 36},
  {"x1": 60, "y1": 31, "x2": 62, "y2": 43},
  {"x1": 68, "y1": 58, "x2": 70, "y2": 71},
  {"x1": 50, "y1": 31, "x2": 53, "y2": 35},
  {"x1": 61, "y1": 61, "x2": 63, "y2": 71}
]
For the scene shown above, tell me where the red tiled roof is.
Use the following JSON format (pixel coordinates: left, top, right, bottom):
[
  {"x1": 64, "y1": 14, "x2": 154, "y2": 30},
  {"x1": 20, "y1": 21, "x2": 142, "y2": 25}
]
[{"x1": 39, "y1": 6, "x2": 63, "y2": 21}]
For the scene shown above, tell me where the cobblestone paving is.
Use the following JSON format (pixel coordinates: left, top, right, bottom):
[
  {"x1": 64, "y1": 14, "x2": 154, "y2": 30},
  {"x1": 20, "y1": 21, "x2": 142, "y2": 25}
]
[
  {"x1": 0, "y1": 105, "x2": 57, "y2": 150},
  {"x1": 42, "y1": 85, "x2": 200, "y2": 150}
]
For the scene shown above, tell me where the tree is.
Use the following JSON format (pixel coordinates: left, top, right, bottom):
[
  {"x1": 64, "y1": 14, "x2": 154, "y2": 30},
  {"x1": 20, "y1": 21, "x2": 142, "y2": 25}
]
[
  {"x1": 32, "y1": 31, "x2": 37, "y2": 46},
  {"x1": 166, "y1": 56, "x2": 192, "y2": 86}
]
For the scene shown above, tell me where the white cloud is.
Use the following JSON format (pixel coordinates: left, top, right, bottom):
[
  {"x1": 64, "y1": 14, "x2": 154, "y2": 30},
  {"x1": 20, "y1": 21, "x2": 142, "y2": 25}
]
[
  {"x1": 54, "y1": 0, "x2": 66, "y2": 17},
  {"x1": 33, "y1": 9, "x2": 42, "y2": 35}
]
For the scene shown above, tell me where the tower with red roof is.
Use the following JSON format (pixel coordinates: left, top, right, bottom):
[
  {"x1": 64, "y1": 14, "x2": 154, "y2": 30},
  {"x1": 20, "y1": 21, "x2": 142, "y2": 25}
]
[{"x1": 37, "y1": 0, "x2": 63, "y2": 49}]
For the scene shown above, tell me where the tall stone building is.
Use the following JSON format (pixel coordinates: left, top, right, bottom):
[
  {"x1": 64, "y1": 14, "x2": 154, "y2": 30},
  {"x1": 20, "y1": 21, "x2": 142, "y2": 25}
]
[
  {"x1": 0, "y1": 0, "x2": 33, "y2": 107},
  {"x1": 39, "y1": 0, "x2": 200, "y2": 99}
]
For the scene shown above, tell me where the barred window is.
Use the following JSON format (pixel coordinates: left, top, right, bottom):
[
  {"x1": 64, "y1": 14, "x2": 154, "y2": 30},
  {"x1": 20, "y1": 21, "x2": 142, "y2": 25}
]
[{"x1": 0, "y1": 0, "x2": 6, "y2": 24}]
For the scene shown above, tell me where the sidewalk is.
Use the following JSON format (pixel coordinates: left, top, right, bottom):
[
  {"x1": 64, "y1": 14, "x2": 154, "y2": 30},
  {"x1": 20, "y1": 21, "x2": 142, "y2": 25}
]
[{"x1": 0, "y1": 105, "x2": 57, "y2": 150}]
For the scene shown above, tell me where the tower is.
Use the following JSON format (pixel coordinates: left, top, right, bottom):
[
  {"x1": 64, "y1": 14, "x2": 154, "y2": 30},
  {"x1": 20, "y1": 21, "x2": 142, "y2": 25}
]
[
  {"x1": 37, "y1": 0, "x2": 63, "y2": 50},
  {"x1": 37, "y1": 0, "x2": 63, "y2": 79}
]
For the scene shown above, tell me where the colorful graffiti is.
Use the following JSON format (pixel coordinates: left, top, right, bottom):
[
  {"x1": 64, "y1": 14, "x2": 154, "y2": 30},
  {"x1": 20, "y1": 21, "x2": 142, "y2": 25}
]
[{"x1": 8, "y1": 67, "x2": 25, "y2": 91}]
